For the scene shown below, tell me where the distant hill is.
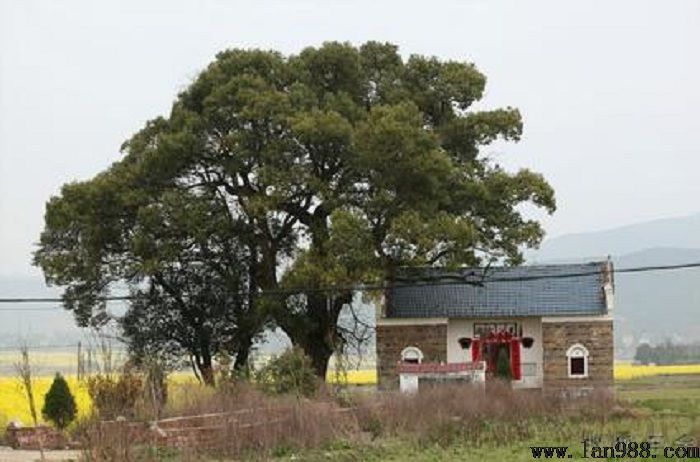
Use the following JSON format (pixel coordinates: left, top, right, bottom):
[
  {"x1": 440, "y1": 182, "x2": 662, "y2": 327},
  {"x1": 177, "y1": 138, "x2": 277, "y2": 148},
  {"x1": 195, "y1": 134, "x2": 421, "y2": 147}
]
[
  {"x1": 612, "y1": 248, "x2": 700, "y2": 357},
  {"x1": 529, "y1": 213, "x2": 700, "y2": 263},
  {"x1": 529, "y1": 213, "x2": 700, "y2": 358}
]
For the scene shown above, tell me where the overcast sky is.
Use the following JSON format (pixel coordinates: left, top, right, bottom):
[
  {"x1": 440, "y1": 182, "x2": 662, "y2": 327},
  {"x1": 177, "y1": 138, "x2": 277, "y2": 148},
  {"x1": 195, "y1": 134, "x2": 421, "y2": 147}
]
[{"x1": 1, "y1": 0, "x2": 699, "y2": 277}]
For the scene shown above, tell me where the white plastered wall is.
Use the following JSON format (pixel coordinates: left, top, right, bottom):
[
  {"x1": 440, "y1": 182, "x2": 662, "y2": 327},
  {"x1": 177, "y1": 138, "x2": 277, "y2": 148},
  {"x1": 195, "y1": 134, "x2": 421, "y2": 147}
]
[{"x1": 446, "y1": 317, "x2": 543, "y2": 389}]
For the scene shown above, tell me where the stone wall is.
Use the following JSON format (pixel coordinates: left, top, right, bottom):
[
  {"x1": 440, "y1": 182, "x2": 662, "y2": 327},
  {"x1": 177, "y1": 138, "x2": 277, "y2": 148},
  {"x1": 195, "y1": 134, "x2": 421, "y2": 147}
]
[
  {"x1": 376, "y1": 323, "x2": 447, "y2": 389},
  {"x1": 542, "y1": 320, "x2": 613, "y2": 389}
]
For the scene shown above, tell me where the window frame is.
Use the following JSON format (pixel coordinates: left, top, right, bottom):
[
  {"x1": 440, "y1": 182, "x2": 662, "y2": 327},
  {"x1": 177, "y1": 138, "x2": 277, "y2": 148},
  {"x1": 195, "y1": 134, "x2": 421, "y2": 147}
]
[
  {"x1": 566, "y1": 343, "x2": 590, "y2": 379},
  {"x1": 400, "y1": 346, "x2": 424, "y2": 364}
]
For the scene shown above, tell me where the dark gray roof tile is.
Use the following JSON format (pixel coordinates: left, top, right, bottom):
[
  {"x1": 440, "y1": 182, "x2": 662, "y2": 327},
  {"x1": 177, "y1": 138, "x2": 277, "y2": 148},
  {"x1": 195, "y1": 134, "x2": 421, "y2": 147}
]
[{"x1": 386, "y1": 262, "x2": 610, "y2": 318}]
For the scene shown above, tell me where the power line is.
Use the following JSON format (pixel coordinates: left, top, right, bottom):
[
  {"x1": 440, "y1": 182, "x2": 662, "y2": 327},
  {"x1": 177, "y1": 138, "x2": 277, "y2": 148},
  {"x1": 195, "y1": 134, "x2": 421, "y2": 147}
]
[
  {"x1": 0, "y1": 261, "x2": 698, "y2": 308},
  {"x1": 0, "y1": 297, "x2": 134, "y2": 303}
]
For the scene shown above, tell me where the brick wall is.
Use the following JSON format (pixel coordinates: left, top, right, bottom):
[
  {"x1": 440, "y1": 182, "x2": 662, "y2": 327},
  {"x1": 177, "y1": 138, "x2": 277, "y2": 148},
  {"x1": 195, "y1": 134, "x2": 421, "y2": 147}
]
[
  {"x1": 542, "y1": 320, "x2": 613, "y2": 389},
  {"x1": 5, "y1": 425, "x2": 68, "y2": 450},
  {"x1": 376, "y1": 323, "x2": 447, "y2": 389}
]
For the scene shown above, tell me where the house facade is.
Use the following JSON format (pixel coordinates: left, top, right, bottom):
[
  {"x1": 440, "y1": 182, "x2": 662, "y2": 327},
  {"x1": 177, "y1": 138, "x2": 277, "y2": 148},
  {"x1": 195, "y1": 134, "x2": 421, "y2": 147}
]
[{"x1": 376, "y1": 261, "x2": 614, "y2": 391}]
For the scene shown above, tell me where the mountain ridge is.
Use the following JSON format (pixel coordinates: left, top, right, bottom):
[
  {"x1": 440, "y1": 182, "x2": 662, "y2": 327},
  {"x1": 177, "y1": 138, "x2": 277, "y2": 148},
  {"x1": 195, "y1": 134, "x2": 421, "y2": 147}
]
[{"x1": 530, "y1": 212, "x2": 700, "y2": 262}]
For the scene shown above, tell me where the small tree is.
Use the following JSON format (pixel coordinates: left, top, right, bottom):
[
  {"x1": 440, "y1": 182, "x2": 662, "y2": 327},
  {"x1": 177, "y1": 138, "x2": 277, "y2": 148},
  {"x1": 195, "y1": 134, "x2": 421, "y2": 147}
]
[
  {"x1": 495, "y1": 346, "x2": 512, "y2": 381},
  {"x1": 42, "y1": 373, "x2": 77, "y2": 429},
  {"x1": 255, "y1": 347, "x2": 319, "y2": 398}
]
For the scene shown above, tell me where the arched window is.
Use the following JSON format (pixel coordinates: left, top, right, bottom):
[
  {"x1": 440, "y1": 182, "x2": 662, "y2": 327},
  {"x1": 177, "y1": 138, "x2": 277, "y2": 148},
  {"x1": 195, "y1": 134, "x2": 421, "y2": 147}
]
[
  {"x1": 566, "y1": 344, "x2": 589, "y2": 378},
  {"x1": 400, "y1": 346, "x2": 424, "y2": 364}
]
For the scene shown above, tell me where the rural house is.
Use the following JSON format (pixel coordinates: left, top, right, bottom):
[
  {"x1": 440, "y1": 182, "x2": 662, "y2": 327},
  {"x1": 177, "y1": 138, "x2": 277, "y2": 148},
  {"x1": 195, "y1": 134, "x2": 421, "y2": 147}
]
[{"x1": 376, "y1": 261, "x2": 614, "y2": 391}]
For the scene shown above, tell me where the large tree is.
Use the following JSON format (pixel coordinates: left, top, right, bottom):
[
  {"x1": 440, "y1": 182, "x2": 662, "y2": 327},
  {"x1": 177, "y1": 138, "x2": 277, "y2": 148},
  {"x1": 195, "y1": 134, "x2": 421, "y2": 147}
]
[
  {"x1": 120, "y1": 189, "x2": 261, "y2": 384},
  {"x1": 35, "y1": 42, "x2": 555, "y2": 378},
  {"x1": 34, "y1": 139, "x2": 262, "y2": 385}
]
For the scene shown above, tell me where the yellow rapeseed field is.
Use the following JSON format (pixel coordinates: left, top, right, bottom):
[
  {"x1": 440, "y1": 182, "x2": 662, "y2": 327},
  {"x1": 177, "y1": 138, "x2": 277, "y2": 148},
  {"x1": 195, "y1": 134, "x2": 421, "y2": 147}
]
[
  {"x1": 613, "y1": 362, "x2": 700, "y2": 380},
  {"x1": 3, "y1": 363, "x2": 700, "y2": 428},
  {"x1": 326, "y1": 368, "x2": 378, "y2": 385},
  {"x1": 0, "y1": 375, "x2": 91, "y2": 429}
]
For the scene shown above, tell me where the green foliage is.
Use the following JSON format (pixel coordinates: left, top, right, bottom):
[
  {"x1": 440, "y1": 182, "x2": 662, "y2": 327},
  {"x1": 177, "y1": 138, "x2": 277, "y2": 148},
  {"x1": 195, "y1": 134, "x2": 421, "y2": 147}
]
[
  {"x1": 255, "y1": 347, "x2": 319, "y2": 397},
  {"x1": 495, "y1": 346, "x2": 512, "y2": 381},
  {"x1": 634, "y1": 341, "x2": 700, "y2": 365},
  {"x1": 42, "y1": 373, "x2": 77, "y2": 429},
  {"x1": 34, "y1": 41, "x2": 556, "y2": 380}
]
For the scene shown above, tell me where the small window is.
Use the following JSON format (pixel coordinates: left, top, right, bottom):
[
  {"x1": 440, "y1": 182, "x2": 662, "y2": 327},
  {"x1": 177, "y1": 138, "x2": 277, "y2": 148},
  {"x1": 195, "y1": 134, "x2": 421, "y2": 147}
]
[
  {"x1": 570, "y1": 357, "x2": 585, "y2": 375},
  {"x1": 400, "y1": 346, "x2": 424, "y2": 364},
  {"x1": 566, "y1": 344, "x2": 589, "y2": 378}
]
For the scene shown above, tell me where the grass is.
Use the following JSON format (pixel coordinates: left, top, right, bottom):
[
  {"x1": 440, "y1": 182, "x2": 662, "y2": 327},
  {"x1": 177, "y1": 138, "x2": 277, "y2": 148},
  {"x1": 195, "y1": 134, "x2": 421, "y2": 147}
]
[
  {"x1": 3, "y1": 352, "x2": 700, "y2": 461},
  {"x1": 3, "y1": 356, "x2": 700, "y2": 429},
  {"x1": 1, "y1": 373, "x2": 698, "y2": 460},
  {"x1": 290, "y1": 376, "x2": 700, "y2": 462},
  {"x1": 76, "y1": 379, "x2": 623, "y2": 460}
]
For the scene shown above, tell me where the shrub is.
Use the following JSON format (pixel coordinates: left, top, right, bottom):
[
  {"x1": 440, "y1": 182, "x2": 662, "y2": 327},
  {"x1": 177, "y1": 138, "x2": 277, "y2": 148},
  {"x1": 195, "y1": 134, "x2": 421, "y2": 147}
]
[
  {"x1": 42, "y1": 373, "x2": 77, "y2": 429},
  {"x1": 496, "y1": 345, "x2": 512, "y2": 381},
  {"x1": 255, "y1": 347, "x2": 318, "y2": 398},
  {"x1": 87, "y1": 370, "x2": 143, "y2": 420}
]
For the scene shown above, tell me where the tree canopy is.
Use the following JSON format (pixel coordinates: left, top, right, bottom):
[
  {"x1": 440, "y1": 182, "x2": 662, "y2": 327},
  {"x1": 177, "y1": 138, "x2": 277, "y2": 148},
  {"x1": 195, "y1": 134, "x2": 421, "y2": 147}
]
[
  {"x1": 42, "y1": 373, "x2": 77, "y2": 429},
  {"x1": 34, "y1": 41, "x2": 555, "y2": 380}
]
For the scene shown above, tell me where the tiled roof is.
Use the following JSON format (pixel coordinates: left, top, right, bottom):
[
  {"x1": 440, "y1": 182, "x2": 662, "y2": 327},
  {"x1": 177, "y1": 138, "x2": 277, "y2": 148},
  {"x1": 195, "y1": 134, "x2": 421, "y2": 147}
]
[{"x1": 386, "y1": 261, "x2": 611, "y2": 318}]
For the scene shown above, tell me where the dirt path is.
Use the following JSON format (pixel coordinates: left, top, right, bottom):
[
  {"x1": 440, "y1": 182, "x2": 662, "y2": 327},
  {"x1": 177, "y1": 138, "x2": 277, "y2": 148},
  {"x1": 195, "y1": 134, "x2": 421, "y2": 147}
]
[{"x1": 0, "y1": 448, "x2": 81, "y2": 462}]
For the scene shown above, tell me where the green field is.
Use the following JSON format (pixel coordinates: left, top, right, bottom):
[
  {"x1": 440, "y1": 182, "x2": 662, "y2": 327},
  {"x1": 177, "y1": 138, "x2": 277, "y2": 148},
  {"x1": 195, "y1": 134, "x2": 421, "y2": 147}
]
[{"x1": 287, "y1": 375, "x2": 700, "y2": 462}]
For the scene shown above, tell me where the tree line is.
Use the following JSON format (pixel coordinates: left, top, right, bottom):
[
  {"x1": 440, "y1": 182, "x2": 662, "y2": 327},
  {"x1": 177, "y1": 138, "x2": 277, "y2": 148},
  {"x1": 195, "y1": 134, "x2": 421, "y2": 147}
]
[
  {"x1": 33, "y1": 41, "x2": 555, "y2": 385},
  {"x1": 634, "y1": 341, "x2": 700, "y2": 365}
]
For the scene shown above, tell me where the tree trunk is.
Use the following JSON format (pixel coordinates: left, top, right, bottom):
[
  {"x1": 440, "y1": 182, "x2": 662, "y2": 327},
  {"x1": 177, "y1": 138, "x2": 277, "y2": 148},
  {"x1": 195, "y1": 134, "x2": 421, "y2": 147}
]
[
  {"x1": 196, "y1": 341, "x2": 215, "y2": 387},
  {"x1": 306, "y1": 335, "x2": 334, "y2": 378},
  {"x1": 198, "y1": 357, "x2": 215, "y2": 387},
  {"x1": 290, "y1": 291, "x2": 353, "y2": 378},
  {"x1": 233, "y1": 336, "x2": 253, "y2": 371}
]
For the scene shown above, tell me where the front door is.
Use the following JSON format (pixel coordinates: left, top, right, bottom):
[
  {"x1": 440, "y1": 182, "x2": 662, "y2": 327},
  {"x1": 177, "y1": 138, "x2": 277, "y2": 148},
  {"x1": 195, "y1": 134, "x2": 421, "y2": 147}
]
[{"x1": 471, "y1": 329, "x2": 522, "y2": 380}]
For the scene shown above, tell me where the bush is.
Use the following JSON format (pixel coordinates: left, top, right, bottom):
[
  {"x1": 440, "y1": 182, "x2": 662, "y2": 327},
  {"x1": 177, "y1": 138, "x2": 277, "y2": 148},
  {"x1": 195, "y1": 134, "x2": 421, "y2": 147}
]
[
  {"x1": 42, "y1": 373, "x2": 77, "y2": 429},
  {"x1": 496, "y1": 345, "x2": 512, "y2": 381},
  {"x1": 255, "y1": 347, "x2": 319, "y2": 398},
  {"x1": 87, "y1": 370, "x2": 143, "y2": 420}
]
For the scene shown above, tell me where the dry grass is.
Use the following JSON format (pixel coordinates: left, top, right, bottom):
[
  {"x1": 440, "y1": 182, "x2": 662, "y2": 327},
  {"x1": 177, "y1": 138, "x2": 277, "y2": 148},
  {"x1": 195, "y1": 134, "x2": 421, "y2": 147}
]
[
  {"x1": 79, "y1": 383, "x2": 361, "y2": 461},
  {"x1": 351, "y1": 382, "x2": 614, "y2": 446},
  {"x1": 76, "y1": 381, "x2": 615, "y2": 461}
]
